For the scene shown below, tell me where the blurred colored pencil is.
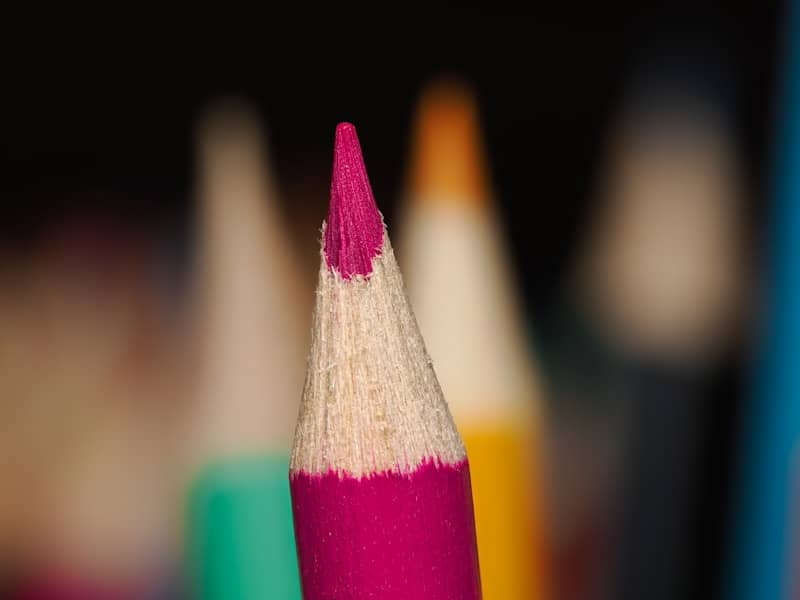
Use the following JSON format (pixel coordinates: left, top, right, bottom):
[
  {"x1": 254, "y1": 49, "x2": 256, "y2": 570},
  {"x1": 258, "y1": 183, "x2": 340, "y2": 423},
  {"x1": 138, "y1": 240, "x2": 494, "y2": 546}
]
[
  {"x1": 400, "y1": 79, "x2": 547, "y2": 600},
  {"x1": 727, "y1": 6, "x2": 800, "y2": 598},
  {"x1": 290, "y1": 123, "x2": 482, "y2": 599},
  {"x1": 589, "y1": 89, "x2": 745, "y2": 600},
  {"x1": 186, "y1": 99, "x2": 304, "y2": 599},
  {"x1": 3, "y1": 220, "x2": 182, "y2": 599},
  {"x1": 545, "y1": 67, "x2": 746, "y2": 599}
]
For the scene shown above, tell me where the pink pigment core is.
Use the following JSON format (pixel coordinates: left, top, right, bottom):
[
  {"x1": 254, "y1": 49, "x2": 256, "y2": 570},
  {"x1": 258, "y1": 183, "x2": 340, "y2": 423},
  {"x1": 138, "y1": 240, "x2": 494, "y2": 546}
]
[
  {"x1": 290, "y1": 459, "x2": 481, "y2": 599},
  {"x1": 323, "y1": 123, "x2": 384, "y2": 279}
]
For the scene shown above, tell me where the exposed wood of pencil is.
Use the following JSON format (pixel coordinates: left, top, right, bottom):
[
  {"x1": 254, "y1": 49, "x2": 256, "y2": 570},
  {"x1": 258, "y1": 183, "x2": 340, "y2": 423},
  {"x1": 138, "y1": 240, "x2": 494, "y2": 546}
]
[{"x1": 193, "y1": 99, "x2": 305, "y2": 459}]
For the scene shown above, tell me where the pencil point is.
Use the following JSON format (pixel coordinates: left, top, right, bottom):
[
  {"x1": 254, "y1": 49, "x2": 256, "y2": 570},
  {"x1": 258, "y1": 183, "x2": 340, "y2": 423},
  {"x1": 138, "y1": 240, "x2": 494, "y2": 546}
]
[
  {"x1": 324, "y1": 123, "x2": 384, "y2": 279},
  {"x1": 409, "y1": 78, "x2": 489, "y2": 206}
]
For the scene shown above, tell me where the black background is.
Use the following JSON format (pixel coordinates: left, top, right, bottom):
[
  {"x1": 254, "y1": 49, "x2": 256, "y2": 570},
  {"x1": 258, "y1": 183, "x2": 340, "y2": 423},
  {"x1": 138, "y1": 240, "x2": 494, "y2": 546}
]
[{"x1": 3, "y1": 6, "x2": 782, "y2": 308}]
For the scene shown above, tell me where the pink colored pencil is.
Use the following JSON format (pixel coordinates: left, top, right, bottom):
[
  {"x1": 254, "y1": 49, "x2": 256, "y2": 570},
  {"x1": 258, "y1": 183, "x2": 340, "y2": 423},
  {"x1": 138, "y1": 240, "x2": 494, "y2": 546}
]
[{"x1": 289, "y1": 123, "x2": 482, "y2": 599}]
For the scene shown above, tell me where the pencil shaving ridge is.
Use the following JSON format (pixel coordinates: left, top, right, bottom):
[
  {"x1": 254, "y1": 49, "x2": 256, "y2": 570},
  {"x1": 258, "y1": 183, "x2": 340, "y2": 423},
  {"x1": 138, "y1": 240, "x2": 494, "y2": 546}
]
[{"x1": 292, "y1": 228, "x2": 465, "y2": 477}]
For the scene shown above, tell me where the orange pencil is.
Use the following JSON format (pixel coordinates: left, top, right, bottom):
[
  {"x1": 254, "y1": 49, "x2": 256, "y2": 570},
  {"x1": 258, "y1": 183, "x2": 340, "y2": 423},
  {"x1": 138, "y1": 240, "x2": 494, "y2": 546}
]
[{"x1": 400, "y1": 79, "x2": 547, "y2": 599}]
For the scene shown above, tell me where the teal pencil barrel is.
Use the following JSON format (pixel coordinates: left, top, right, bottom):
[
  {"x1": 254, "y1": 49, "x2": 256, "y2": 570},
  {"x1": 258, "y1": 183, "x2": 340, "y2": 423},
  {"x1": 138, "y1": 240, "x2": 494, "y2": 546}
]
[
  {"x1": 187, "y1": 454, "x2": 301, "y2": 599},
  {"x1": 727, "y1": 5, "x2": 800, "y2": 599}
]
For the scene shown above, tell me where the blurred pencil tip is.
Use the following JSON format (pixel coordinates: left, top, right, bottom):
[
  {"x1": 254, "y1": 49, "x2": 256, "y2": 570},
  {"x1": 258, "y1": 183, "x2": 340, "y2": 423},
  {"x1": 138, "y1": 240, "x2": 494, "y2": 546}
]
[{"x1": 409, "y1": 77, "x2": 489, "y2": 206}]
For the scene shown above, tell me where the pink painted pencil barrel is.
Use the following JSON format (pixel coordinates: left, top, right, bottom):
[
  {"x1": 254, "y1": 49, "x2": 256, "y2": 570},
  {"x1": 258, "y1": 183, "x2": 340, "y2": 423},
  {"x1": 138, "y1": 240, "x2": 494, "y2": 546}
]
[
  {"x1": 289, "y1": 123, "x2": 482, "y2": 599},
  {"x1": 291, "y1": 461, "x2": 479, "y2": 598}
]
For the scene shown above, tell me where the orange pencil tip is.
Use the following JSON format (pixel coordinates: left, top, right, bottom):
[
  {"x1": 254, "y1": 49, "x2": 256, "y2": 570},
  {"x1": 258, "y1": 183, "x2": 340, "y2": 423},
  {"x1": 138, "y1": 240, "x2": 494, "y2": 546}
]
[{"x1": 408, "y1": 78, "x2": 490, "y2": 207}]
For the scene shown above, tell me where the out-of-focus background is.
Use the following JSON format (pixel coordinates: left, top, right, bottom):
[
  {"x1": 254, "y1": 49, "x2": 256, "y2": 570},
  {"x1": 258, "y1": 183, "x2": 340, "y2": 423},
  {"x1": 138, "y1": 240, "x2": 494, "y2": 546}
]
[{"x1": 2, "y1": 6, "x2": 796, "y2": 600}]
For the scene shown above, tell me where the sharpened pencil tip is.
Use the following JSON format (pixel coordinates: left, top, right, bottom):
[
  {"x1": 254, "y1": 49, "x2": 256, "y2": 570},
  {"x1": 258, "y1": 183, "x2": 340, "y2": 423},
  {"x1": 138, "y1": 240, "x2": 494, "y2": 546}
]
[
  {"x1": 324, "y1": 122, "x2": 384, "y2": 279},
  {"x1": 409, "y1": 78, "x2": 489, "y2": 206},
  {"x1": 336, "y1": 121, "x2": 356, "y2": 136}
]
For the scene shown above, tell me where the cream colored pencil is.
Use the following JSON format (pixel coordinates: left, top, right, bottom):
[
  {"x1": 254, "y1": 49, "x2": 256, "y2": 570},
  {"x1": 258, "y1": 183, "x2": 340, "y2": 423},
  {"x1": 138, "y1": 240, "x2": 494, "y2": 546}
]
[{"x1": 569, "y1": 87, "x2": 746, "y2": 599}]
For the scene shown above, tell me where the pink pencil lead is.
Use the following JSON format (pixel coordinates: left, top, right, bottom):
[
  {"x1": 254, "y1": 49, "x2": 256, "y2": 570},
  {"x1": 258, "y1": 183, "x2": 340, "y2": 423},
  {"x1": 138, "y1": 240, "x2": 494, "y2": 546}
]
[{"x1": 324, "y1": 122, "x2": 384, "y2": 279}]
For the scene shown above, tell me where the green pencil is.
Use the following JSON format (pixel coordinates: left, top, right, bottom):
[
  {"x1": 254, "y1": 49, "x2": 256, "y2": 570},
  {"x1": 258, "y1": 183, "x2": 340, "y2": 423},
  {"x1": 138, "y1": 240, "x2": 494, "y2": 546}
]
[{"x1": 185, "y1": 99, "x2": 305, "y2": 599}]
